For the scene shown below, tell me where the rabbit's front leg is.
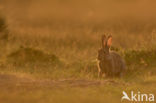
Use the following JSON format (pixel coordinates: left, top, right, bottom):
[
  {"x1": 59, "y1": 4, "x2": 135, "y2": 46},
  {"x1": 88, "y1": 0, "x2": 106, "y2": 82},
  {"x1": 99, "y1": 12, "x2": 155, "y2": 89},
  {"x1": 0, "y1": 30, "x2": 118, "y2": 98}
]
[{"x1": 97, "y1": 60, "x2": 102, "y2": 78}]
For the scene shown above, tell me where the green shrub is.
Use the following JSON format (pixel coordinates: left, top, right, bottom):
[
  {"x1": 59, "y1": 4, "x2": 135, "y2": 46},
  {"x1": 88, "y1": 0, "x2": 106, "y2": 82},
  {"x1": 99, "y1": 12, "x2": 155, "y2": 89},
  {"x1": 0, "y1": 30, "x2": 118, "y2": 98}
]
[
  {"x1": 0, "y1": 14, "x2": 8, "y2": 40},
  {"x1": 7, "y1": 47, "x2": 61, "y2": 67},
  {"x1": 124, "y1": 49, "x2": 156, "y2": 66}
]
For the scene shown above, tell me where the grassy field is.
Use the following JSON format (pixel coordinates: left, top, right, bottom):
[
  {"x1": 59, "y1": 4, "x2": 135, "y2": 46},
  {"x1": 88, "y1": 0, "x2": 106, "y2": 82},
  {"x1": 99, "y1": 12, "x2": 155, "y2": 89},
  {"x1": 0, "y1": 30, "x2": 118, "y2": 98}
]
[{"x1": 0, "y1": 0, "x2": 156, "y2": 103}]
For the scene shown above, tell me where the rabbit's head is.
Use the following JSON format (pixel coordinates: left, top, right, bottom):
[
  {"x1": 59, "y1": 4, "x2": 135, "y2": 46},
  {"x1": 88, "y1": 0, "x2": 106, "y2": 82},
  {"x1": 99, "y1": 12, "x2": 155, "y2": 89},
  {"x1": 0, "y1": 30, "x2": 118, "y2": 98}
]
[{"x1": 98, "y1": 34, "x2": 112, "y2": 61}]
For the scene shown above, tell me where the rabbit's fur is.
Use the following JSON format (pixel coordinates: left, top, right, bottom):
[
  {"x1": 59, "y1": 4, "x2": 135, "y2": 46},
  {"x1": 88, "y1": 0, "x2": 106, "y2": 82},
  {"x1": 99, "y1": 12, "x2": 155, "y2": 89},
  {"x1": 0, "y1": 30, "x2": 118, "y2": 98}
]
[{"x1": 97, "y1": 35, "x2": 126, "y2": 77}]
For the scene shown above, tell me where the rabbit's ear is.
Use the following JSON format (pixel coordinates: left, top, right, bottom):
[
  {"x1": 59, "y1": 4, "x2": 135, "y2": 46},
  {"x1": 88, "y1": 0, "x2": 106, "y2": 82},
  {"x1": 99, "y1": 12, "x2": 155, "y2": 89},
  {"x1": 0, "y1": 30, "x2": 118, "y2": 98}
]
[
  {"x1": 107, "y1": 35, "x2": 112, "y2": 48},
  {"x1": 101, "y1": 34, "x2": 106, "y2": 48}
]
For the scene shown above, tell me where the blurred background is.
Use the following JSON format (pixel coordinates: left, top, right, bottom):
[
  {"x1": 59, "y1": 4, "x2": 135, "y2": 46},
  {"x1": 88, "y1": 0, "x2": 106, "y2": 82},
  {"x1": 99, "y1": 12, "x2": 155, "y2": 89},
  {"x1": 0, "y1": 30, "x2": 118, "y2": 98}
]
[
  {"x1": 1, "y1": 0, "x2": 156, "y2": 49},
  {"x1": 0, "y1": 0, "x2": 156, "y2": 61}
]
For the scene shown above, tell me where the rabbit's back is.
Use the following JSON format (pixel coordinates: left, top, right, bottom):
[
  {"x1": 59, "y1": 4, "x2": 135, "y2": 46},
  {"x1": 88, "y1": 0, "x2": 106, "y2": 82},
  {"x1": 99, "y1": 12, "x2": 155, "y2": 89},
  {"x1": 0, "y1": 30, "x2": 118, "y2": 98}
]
[{"x1": 109, "y1": 51, "x2": 126, "y2": 75}]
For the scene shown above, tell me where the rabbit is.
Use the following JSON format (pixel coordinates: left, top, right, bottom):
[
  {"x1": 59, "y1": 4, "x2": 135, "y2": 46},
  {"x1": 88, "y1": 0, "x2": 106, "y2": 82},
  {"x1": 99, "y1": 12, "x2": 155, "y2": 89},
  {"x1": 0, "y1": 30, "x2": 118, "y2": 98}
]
[{"x1": 97, "y1": 34, "x2": 126, "y2": 77}]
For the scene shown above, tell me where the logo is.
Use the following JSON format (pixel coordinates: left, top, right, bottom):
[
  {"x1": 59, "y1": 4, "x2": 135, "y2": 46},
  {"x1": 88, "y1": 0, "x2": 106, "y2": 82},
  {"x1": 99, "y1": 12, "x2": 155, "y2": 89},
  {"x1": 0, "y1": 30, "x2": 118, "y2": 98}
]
[{"x1": 121, "y1": 91, "x2": 154, "y2": 102}]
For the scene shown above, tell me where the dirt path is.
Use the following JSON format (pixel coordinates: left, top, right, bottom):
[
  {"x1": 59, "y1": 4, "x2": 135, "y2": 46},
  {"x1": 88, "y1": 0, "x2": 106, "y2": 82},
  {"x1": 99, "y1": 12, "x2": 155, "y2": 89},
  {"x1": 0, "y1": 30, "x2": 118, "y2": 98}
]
[{"x1": 0, "y1": 73, "x2": 126, "y2": 88}]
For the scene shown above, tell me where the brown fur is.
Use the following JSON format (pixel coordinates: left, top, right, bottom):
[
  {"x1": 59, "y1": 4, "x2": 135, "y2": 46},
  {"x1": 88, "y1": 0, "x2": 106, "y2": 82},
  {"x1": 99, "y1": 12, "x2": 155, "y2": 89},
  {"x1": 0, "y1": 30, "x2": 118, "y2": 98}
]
[{"x1": 97, "y1": 35, "x2": 126, "y2": 77}]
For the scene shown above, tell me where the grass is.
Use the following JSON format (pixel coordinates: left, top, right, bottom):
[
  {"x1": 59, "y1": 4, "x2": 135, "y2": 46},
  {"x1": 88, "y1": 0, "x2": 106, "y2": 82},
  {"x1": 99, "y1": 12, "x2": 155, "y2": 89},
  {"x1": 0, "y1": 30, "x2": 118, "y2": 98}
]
[{"x1": 0, "y1": 0, "x2": 156, "y2": 103}]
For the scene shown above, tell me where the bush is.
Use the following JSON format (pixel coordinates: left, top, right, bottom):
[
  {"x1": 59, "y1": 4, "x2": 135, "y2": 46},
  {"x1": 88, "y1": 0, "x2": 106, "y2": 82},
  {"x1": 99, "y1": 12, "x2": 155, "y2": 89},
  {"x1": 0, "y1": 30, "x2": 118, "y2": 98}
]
[
  {"x1": 124, "y1": 49, "x2": 156, "y2": 66},
  {"x1": 0, "y1": 14, "x2": 8, "y2": 40},
  {"x1": 7, "y1": 47, "x2": 61, "y2": 67}
]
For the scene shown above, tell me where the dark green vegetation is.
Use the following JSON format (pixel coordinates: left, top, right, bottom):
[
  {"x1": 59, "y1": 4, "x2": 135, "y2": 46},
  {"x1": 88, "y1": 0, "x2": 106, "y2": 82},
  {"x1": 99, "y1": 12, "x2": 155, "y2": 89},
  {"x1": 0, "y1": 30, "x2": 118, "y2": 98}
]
[
  {"x1": 0, "y1": 14, "x2": 8, "y2": 40},
  {"x1": 7, "y1": 47, "x2": 61, "y2": 67}
]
